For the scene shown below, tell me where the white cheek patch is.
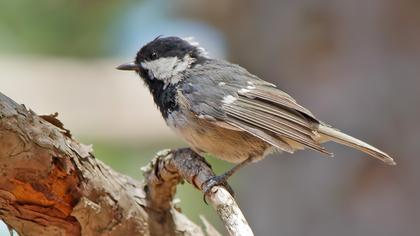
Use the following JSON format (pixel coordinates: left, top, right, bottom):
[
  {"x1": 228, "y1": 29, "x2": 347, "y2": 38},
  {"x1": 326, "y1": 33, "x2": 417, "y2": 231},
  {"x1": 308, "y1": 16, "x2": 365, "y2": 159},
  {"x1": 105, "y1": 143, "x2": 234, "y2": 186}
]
[
  {"x1": 173, "y1": 58, "x2": 191, "y2": 75},
  {"x1": 141, "y1": 55, "x2": 196, "y2": 84},
  {"x1": 141, "y1": 56, "x2": 178, "y2": 80}
]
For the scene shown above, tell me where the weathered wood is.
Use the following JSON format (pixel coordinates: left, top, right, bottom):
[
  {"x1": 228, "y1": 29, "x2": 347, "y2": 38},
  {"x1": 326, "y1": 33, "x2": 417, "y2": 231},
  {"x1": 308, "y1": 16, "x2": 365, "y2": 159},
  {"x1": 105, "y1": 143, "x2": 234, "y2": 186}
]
[
  {"x1": 0, "y1": 92, "x2": 205, "y2": 236},
  {"x1": 0, "y1": 92, "x2": 252, "y2": 236},
  {"x1": 145, "y1": 149, "x2": 254, "y2": 236}
]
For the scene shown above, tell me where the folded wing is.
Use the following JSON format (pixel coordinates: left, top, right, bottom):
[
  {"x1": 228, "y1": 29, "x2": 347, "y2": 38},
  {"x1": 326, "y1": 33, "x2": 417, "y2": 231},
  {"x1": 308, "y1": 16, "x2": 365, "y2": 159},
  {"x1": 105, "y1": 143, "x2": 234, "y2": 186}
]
[
  {"x1": 181, "y1": 59, "x2": 395, "y2": 164},
  {"x1": 181, "y1": 60, "x2": 331, "y2": 156}
]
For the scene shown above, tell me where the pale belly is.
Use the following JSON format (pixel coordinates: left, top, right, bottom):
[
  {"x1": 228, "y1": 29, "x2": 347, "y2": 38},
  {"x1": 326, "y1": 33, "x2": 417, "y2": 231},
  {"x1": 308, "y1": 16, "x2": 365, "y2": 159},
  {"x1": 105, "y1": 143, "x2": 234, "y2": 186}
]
[{"x1": 166, "y1": 111, "x2": 271, "y2": 163}]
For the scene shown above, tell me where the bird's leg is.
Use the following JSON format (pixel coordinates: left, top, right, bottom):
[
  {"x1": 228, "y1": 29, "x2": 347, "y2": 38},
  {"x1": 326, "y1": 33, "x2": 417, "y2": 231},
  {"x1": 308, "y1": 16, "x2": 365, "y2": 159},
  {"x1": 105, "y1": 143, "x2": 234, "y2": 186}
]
[{"x1": 202, "y1": 156, "x2": 256, "y2": 199}]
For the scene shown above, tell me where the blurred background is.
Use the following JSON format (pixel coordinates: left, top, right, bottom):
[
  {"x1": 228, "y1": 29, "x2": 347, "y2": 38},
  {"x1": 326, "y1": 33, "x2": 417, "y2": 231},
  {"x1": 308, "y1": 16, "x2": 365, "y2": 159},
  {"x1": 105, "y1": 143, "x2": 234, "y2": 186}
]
[{"x1": 1, "y1": 0, "x2": 419, "y2": 235}]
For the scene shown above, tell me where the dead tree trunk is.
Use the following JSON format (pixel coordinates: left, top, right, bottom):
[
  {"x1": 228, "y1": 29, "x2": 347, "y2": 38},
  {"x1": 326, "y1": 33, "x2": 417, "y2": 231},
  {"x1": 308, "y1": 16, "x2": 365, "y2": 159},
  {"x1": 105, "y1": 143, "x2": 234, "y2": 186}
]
[{"x1": 0, "y1": 92, "x2": 253, "y2": 236}]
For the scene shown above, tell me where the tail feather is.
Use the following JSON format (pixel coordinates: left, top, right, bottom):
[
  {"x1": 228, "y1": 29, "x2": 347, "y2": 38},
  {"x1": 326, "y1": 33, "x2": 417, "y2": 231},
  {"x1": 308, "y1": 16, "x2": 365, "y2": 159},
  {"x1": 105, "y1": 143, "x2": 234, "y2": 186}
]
[{"x1": 317, "y1": 125, "x2": 396, "y2": 165}]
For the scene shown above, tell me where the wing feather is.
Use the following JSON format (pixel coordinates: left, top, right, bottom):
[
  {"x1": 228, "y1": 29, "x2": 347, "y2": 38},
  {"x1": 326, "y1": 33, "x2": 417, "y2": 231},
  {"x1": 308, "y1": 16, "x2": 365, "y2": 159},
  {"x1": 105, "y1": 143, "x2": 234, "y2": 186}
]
[
  {"x1": 225, "y1": 118, "x2": 295, "y2": 153},
  {"x1": 223, "y1": 103, "x2": 331, "y2": 155},
  {"x1": 234, "y1": 99, "x2": 315, "y2": 137},
  {"x1": 240, "y1": 86, "x2": 317, "y2": 120},
  {"x1": 179, "y1": 60, "x2": 393, "y2": 163},
  {"x1": 236, "y1": 97, "x2": 313, "y2": 130},
  {"x1": 181, "y1": 59, "x2": 332, "y2": 156}
]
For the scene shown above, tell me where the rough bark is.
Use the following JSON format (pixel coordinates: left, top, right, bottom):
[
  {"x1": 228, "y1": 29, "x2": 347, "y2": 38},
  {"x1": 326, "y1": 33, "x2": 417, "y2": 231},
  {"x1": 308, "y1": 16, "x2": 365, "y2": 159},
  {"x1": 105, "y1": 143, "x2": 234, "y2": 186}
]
[
  {"x1": 0, "y1": 92, "x2": 204, "y2": 236},
  {"x1": 0, "y1": 92, "x2": 253, "y2": 236},
  {"x1": 145, "y1": 149, "x2": 253, "y2": 236}
]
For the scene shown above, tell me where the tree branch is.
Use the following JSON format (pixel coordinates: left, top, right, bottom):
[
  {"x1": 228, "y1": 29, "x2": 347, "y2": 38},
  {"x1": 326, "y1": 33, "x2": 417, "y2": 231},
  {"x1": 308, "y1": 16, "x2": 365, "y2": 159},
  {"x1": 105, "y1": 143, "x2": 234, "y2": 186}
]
[
  {"x1": 0, "y1": 92, "x2": 253, "y2": 236},
  {"x1": 144, "y1": 149, "x2": 253, "y2": 236}
]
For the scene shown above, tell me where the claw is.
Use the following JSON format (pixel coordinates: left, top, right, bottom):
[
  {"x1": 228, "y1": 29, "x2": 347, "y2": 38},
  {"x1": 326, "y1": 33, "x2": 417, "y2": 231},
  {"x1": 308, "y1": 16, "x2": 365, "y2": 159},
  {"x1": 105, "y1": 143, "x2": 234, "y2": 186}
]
[
  {"x1": 202, "y1": 174, "x2": 235, "y2": 204},
  {"x1": 200, "y1": 155, "x2": 256, "y2": 203}
]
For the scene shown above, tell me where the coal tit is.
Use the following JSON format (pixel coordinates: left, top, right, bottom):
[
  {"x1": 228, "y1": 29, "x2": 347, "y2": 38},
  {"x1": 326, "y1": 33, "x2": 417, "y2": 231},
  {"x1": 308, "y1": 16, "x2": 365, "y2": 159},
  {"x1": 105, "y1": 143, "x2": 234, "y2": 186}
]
[{"x1": 117, "y1": 36, "x2": 395, "y2": 192}]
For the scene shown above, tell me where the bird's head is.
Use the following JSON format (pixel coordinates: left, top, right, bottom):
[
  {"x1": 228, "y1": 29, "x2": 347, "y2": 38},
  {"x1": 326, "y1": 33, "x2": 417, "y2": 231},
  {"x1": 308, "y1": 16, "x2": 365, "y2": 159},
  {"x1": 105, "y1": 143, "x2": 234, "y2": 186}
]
[{"x1": 117, "y1": 36, "x2": 207, "y2": 85}]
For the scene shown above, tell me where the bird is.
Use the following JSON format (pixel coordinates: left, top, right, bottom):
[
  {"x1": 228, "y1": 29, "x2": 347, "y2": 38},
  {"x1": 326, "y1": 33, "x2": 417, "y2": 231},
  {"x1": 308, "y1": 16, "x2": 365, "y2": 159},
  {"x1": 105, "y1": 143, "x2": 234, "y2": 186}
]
[{"x1": 117, "y1": 36, "x2": 395, "y2": 194}]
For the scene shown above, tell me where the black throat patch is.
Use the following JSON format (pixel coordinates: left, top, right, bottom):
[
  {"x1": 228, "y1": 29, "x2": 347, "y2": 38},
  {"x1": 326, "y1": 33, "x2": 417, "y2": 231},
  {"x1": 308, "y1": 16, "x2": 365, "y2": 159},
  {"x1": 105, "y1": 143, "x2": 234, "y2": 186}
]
[{"x1": 143, "y1": 76, "x2": 178, "y2": 118}]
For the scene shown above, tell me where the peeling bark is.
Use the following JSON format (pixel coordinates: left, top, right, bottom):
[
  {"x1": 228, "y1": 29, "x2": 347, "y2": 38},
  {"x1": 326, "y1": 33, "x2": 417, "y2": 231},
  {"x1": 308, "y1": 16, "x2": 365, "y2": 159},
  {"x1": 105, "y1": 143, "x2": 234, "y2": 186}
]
[
  {"x1": 0, "y1": 92, "x2": 252, "y2": 236},
  {"x1": 144, "y1": 149, "x2": 253, "y2": 236},
  {"x1": 0, "y1": 92, "x2": 206, "y2": 236}
]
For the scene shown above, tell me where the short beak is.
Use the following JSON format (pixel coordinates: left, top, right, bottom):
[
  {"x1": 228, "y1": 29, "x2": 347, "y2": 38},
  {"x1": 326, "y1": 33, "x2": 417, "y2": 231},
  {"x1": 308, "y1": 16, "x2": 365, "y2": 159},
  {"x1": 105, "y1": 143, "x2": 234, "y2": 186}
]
[{"x1": 116, "y1": 62, "x2": 140, "y2": 71}]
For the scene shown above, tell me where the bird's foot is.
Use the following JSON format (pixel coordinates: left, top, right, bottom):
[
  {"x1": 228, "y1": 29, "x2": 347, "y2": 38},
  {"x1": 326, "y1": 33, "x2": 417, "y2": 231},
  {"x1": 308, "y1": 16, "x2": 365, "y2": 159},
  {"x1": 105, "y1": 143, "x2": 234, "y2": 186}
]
[{"x1": 202, "y1": 173, "x2": 235, "y2": 204}]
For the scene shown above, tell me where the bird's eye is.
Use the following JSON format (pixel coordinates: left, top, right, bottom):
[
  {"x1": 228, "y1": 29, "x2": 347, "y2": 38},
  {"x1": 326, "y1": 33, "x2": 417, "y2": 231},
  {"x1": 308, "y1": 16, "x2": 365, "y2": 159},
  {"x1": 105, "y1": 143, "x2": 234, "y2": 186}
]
[{"x1": 150, "y1": 52, "x2": 158, "y2": 60}]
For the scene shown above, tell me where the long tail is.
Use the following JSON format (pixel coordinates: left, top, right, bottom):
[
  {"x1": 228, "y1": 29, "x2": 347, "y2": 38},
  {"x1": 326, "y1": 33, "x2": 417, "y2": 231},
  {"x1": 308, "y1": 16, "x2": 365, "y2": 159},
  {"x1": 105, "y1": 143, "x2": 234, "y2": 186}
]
[{"x1": 317, "y1": 125, "x2": 396, "y2": 165}]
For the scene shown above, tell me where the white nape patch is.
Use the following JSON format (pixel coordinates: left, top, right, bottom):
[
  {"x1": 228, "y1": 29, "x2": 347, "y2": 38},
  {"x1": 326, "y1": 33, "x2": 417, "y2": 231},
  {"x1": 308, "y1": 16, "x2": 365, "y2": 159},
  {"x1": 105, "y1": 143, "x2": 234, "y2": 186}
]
[
  {"x1": 183, "y1": 36, "x2": 200, "y2": 47},
  {"x1": 183, "y1": 36, "x2": 208, "y2": 57},
  {"x1": 222, "y1": 95, "x2": 237, "y2": 104},
  {"x1": 218, "y1": 82, "x2": 226, "y2": 86},
  {"x1": 141, "y1": 54, "x2": 196, "y2": 84}
]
